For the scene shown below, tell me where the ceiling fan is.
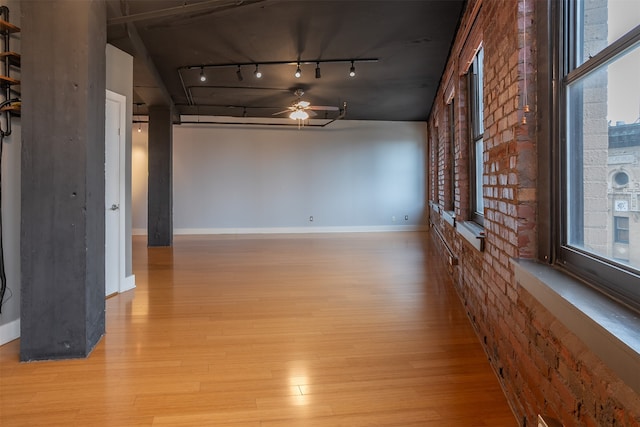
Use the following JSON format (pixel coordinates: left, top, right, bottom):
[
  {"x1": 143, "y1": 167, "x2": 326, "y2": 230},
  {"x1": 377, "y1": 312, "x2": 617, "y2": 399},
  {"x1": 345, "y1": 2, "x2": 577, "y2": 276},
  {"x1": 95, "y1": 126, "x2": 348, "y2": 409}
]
[{"x1": 273, "y1": 89, "x2": 340, "y2": 121}]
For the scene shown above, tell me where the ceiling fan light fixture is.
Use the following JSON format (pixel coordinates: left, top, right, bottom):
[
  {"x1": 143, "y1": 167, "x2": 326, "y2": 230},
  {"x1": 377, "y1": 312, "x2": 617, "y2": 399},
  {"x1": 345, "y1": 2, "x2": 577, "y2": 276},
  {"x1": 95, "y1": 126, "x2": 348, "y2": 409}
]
[
  {"x1": 236, "y1": 65, "x2": 243, "y2": 81},
  {"x1": 254, "y1": 64, "x2": 262, "y2": 78},
  {"x1": 349, "y1": 61, "x2": 356, "y2": 77},
  {"x1": 315, "y1": 62, "x2": 321, "y2": 79},
  {"x1": 294, "y1": 63, "x2": 302, "y2": 78},
  {"x1": 290, "y1": 109, "x2": 309, "y2": 120},
  {"x1": 199, "y1": 67, "x2": 206, "y2": 82}
]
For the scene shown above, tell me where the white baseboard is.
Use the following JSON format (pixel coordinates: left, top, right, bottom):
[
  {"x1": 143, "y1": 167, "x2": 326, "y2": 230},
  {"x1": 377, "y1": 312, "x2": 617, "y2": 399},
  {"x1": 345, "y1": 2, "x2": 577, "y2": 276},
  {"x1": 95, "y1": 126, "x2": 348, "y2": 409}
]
[
  {"x1": 173, "y1": 225, "x2": 429, "y2": 235},
  {"x1": 0, "y1": 318, "x2": 20, "y2": 346},
  {"x1": 121, "y1": 274, "x2": 136, "y2": 293},
  {"x1": 132, "y1": 228, "x2": 146, "y2": 236}
]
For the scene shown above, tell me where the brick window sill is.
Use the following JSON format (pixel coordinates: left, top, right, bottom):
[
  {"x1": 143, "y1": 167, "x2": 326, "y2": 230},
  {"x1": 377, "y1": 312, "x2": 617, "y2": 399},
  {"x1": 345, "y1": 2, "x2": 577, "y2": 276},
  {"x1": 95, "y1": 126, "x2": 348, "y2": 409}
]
[
  {"x1": 457, "y1": 220, "x2": 485, "y2": 251},
  {"x1": 442, "y1": 210, "x2": 456, "y2": 227},
  {"x1": 512, "y1": 259, "x2": 640, "y2": 395}
]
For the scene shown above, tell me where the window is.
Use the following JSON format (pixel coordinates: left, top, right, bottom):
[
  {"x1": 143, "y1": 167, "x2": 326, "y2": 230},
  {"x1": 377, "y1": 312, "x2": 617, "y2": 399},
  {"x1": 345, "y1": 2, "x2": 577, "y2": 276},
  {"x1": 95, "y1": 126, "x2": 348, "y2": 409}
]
[
  {"x1": 468, "y1": 48, "x2": 484, "y2": 225},
  {"x1": 559, "y1": 0, "x2": 640, "y2": 308},
  {"x1": 447, "y1": 100, "x2": 456, "y2": 212},
  {"x1": 430, "y1": 124, "x2": 439, "y2": 203},
  {"x1": 614, "y1": 216, "x2": 630, "y2": 244},
  {"x1": 613, "y1": 171, "x2": 629, "y2": 188}
]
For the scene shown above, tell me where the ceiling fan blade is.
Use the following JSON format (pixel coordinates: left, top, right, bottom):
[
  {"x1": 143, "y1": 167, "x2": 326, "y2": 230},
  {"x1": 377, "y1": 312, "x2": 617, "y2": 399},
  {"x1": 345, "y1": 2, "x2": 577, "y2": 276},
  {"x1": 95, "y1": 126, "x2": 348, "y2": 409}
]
[
  {"x1": 308, "y1": 110, "x2": 318, "y2": 117},
  {"x1": 272, "y1": 109, "x2": 292, "y2": 116},
  {"x1": 308, "y1": 105, "x2": 340, "y2": 111}
]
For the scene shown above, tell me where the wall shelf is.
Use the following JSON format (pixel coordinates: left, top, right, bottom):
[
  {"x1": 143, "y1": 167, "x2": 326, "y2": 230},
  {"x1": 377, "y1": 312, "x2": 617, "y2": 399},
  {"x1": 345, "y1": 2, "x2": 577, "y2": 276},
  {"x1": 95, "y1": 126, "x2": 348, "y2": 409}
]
[
  {"x1": 0, "y1": 75, "x2": 19, "y2": 86},
  {"x1": 0, "y1": 101, "x2": 20, "y2": 114},
  {"x1": 0, "y1": 19, "x2": 19, "y2": 34},
  {"x1": 0, "y1": 10, "x2": 20, "y2": 119},
  {"x1": 0, "y1": 51, "x2": 20, "y2": 67}
]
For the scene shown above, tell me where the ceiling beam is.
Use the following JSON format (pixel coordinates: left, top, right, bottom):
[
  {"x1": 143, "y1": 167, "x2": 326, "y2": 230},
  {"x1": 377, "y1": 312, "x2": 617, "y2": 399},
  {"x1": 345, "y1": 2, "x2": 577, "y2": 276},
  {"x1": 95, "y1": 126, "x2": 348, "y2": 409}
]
[
  {"x1": 125, "y1": 22, "x2": 180, "y2": 122},
  {"x1": 107, "y1": 0, "x2": 180, "y2": 121},
  {"x1": 108, "y1": 0, "x2": 268, "y2": 26}
]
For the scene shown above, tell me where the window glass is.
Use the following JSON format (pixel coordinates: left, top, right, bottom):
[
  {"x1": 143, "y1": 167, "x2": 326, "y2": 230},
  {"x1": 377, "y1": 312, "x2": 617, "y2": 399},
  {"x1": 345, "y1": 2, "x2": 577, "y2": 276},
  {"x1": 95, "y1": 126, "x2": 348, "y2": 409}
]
[
  {"x1": 471, "y1": 49, "x2": 484, "y2": 138},
  {"x1": 475, "y1": 138, "x2": 484, "y2": 215},
  {"x1": 449, "y1": 100, "x2": 456, "y2": 211},
  {"x1": 566, "y1": 41, "x2": 640, "y2": 267},
  {"x1": 469, "y1": 48, "x2": 484, "y2": 223},
  {"x1": 575, "y1": 0, "x2": 640, "y2": 66},
  {"x1": 566, "y1": 43, "x2": 640, "y2": 272},
  {"x1": 561, "y1": 0, "x2": 640, "y2": 304}
]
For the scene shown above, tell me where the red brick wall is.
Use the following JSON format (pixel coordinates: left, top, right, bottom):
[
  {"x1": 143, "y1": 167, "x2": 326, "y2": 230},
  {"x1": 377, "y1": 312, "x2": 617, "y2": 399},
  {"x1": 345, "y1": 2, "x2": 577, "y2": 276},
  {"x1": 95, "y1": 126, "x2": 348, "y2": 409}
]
[{"x1": 427, "y1": 0, "x2": 640, "y2": 425}]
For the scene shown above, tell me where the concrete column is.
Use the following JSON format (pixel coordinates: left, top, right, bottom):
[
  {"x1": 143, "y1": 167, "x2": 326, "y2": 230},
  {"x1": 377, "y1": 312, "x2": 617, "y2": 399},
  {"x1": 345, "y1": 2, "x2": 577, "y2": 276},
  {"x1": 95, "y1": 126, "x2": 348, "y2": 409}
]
[
  {"x1": 20, "y1": 1, "x2": 106, "y2": 360},
  {"x1": 147, "y1": 106, "x2": 173, "y2": 246}
]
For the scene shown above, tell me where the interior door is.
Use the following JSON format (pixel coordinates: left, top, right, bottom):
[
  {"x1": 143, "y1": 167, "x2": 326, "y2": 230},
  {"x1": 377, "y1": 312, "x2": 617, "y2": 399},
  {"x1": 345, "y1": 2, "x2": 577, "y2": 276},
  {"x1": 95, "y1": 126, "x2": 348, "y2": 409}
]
[{"x1": 105, "y1": 90, "x2": 126, "y2": 297}]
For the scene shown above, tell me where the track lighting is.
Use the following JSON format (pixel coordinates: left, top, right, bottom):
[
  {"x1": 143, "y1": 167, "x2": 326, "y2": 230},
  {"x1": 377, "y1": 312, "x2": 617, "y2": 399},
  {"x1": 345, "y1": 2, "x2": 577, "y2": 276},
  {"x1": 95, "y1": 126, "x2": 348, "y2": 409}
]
[
  {"x1": 135, "y1": 104, "x2": 143, "y2": 132},
  {"x1": 184, "y1": 58, "x2": 379, "y2": 98}
]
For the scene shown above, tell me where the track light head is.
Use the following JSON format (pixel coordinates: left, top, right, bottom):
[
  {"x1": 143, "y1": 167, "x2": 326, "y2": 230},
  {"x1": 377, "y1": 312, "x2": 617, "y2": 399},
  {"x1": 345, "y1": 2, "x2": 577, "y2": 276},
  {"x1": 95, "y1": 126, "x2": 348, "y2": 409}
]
[
  {"x1": 254, "y1": 64, "x2": 262, "y2": 78},
  {"x1": 315, "y1": 62, "x2": 321, "y2": 79},
  {"x1": 349, "y1": 61, "x2": 356, "y2": 77},
  {"x1": 295, "y1": 63, "x2": 302, "y2": 78},
  {"x1": 236, "y1": 65, "x2": 243, "y2": 81},
  {"x1": 199, "y1": 67, "x2": 206, "y2": 82}
]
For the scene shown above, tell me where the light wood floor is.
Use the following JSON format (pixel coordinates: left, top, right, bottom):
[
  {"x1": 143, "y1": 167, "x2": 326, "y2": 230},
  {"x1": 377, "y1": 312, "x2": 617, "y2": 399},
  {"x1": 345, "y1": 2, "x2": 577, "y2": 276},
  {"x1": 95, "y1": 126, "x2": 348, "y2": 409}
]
[{"x1": 1, "y1": 232, "x2": 516, "y2": 426}]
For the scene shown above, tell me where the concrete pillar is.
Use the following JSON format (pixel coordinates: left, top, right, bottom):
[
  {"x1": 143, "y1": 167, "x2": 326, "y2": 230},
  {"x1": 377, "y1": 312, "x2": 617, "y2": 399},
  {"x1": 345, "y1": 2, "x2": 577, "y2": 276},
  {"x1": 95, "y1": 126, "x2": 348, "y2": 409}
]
[
  {"x1": 147, "y1": 106, "x2": 173, "y2": 246},
  {"x1": 20, "y1": 0, "x2": 106, "y2": 360}
]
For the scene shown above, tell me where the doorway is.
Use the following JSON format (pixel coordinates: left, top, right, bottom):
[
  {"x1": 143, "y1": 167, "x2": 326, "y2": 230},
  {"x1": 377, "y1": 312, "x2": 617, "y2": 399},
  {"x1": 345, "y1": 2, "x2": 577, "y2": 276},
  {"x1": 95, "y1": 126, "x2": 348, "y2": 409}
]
[{"x1": 105, "y1": 90, "x2": 126, "y2": 297}]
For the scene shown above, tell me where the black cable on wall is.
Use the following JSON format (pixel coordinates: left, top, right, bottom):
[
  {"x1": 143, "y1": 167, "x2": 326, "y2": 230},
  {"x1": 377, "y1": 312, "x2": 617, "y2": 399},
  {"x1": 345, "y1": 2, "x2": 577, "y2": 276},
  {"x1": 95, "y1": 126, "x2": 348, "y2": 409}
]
[{"x1": 0, "y1": 130, "x2": 6, "y2": 312}]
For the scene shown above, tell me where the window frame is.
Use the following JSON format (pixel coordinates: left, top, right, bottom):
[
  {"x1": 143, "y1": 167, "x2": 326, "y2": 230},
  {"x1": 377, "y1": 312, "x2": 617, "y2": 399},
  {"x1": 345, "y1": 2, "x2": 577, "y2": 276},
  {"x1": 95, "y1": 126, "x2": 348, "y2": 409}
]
[
  {"x1": 554, "y1": 0, "x2": 640, "y2": 311},
  {"x1": 468, "y1": 48, "x2": 484, "y2": 226}
]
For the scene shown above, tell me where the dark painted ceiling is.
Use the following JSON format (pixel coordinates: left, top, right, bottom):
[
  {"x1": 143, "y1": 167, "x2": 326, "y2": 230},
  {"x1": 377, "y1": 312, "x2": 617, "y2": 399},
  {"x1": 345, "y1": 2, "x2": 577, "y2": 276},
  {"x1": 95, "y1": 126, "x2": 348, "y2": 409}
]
[{"x1": 107, "y1": 0, "x2": 465, "y2": 122}]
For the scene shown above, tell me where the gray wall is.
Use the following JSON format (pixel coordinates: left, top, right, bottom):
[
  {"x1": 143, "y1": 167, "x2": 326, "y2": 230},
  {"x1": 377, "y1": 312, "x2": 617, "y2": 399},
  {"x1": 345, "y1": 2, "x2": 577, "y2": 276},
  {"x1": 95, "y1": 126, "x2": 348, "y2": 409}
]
[
  {"x1": 132, "y1": 123, "x2": 148, "y2": 232},
  {"x1": 0, "y1": 0, "x2": 20, "y2": 345},
  {"x1": 133, "y1": 120, "x2": 428, "y2": 233}
]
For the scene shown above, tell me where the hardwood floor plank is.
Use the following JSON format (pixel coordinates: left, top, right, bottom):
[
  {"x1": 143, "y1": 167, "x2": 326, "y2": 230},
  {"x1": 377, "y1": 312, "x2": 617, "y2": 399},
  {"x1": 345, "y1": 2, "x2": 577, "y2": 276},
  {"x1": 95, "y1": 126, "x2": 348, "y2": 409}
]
[
  {"x1": 0, "y1": 232, "x2": 516, "y2": 426},
  {"x1": 259, "y1": 409, "x2": 442, "y2": 427},
  {"x1": 150, "y1": 405, "x2": 335, "y2": 426}
]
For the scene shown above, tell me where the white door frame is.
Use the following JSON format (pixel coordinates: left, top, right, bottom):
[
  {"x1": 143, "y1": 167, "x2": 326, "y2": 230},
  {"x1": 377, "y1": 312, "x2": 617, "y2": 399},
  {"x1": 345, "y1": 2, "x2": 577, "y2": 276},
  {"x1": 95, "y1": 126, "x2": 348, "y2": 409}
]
[{"x1": 105, "y1": 90, "x2": 127, "y2": 296}]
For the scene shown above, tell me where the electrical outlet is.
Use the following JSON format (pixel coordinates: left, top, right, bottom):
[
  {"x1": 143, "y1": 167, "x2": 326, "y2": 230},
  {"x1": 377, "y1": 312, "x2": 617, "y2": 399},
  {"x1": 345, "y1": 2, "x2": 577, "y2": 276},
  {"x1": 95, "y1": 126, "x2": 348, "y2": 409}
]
[
  {"x1": 405, "y1": 215, "x2": 409, "y2": 221},
  {"x1": 309, "y1": 216, "x2": 313, "y2": 222}
]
